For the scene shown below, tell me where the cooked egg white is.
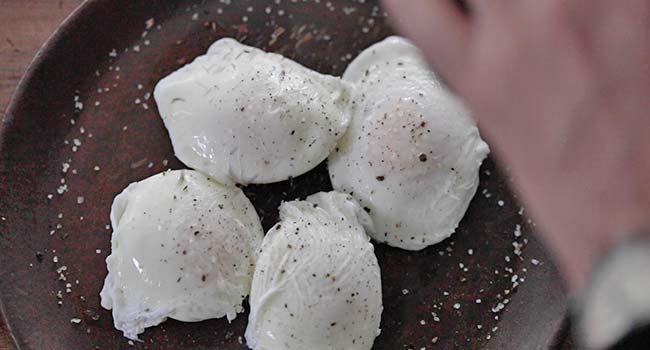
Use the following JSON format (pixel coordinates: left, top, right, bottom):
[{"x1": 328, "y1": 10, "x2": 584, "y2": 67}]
[
  {"x1": 100, "y1": 170, "x2": 264, "y2": 340},
  {"x1": 245, "y1": 191, "x2": 382, "y2": 350},
  {"x1": 329, "y1": 36, "x2": 490, "y2": 251},
  {"x1": 154, "y1": 38, "x2": 352, "y2": 185}
]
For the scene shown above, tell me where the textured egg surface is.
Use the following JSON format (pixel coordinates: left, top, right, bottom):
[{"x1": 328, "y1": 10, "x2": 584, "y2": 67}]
[
  {"x1": 100, "y1": 170, "x2": 264, "y2": 340},
  {"x1": 154, "y1": 38, "x2": 352, "y2": 185},
  {"x1": 245, "y1": 191, "x2": 382, "y2": 350},
  {"x1": 329, "y1": 36, "x2": 490, "y2": 251}
]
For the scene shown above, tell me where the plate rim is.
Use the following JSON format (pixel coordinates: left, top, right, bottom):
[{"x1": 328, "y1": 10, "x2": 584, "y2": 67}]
[{"x1": 0, "y1": 1, "x2": 97, "y2": 347}]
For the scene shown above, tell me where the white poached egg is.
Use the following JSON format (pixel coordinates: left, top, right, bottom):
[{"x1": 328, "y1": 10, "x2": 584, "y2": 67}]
[
  {"x1": 100, "y1": 170, "x2": 264, "y2": 340},
  {"x1": 329, "y1": 36, "x2": 490, "y2": 251},
  {"x1": 245, "y1": 191, "x2": 382, "y2": 350},
  {"x1": 154, "y1": 38, "x2": 352, "y2": 185}
]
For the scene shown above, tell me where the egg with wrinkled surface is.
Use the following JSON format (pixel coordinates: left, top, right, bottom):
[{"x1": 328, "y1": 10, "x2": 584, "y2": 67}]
[
  {"x1": 245, "y1": 191, "x2": 382, "y2": 350},
  {"x1": 154, "y1": 38, "x2": 352, "y2": 185},
  {"x1": 100, "y1": 170, "x2": 264, "y2": 340},
  {"x1": 329, "y1": 36, "x2": 490, "y2": 251}
]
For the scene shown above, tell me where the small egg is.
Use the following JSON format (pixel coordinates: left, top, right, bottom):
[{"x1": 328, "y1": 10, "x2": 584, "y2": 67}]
[
  {"x1": 329, "y1": 36, "x2": 489, "y2": 250},
  {"x1": 100, "y1": 170, "x2": 264, "y2": 340},
  {"x1": 154, "y1": 38, "x2": 352, "y2": 185},
  {"x1": 245, "y1": 191, "x2": 382, "y2": 350}
]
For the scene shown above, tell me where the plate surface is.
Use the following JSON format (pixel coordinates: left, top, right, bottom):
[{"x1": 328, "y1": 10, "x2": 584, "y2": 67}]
[{"x1": 0, "y1": 1, "x2": 568, "y2": 349}]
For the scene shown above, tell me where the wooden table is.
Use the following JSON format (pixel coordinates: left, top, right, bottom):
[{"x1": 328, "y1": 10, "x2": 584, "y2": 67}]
[{"x1": 0, "y1": 2, "x2": 84, "y2": 347}]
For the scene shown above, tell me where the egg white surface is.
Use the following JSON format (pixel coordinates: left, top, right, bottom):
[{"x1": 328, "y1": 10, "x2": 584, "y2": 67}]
[
  {"x1": 245, "y1": 191, "x2": 382, "y2": 350},
  {"x1": 154, "y1": 38, "x2": 352, "y2": 185},
  {"x1": 329, "y1": 36, "x2": 490, "y2": 251},
  {"x1": 100, "y1": 170, "x2": 264, "y2": 340}
]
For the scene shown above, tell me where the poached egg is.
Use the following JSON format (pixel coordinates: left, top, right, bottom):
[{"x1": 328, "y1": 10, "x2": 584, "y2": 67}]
[
  {"x1": 100, "y1": 170, "x2": 264, "y2": 340},
  {"x1": 329, "y1": 36, "x2": 490, "y2": 250},
  {"x1": 154, "y1": 38, "x2": 352, "y2": 185},
  {"x1": 245, "y1": 191, "x2": 382, "y2": 350}
]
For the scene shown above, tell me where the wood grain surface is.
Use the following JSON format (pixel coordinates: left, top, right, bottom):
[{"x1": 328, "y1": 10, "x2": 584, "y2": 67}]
[
  {"x1": 0, "y1": 0, "x2": 83, "y2": 120},
  {"x1": 0, "y1": 2, "x2": 84, "y2": 348}
]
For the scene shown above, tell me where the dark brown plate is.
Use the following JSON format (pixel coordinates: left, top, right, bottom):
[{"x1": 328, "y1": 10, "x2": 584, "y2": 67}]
[{"x1": 0, "y1": 1, "x2": 569, "y2": 349}]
